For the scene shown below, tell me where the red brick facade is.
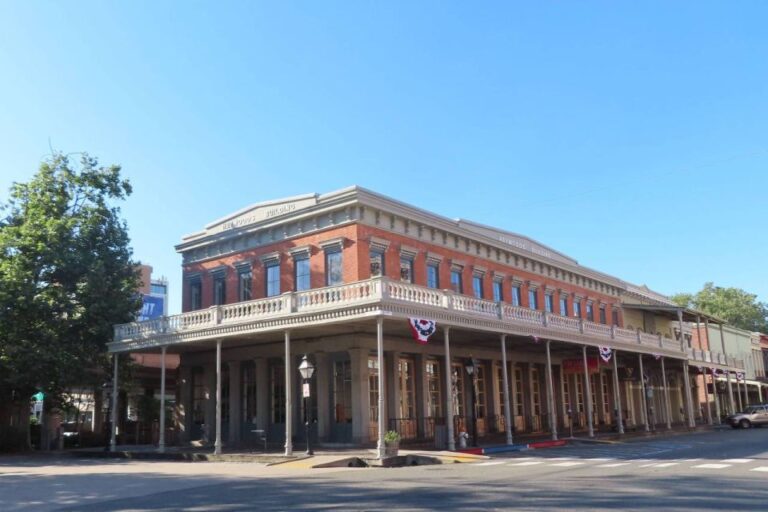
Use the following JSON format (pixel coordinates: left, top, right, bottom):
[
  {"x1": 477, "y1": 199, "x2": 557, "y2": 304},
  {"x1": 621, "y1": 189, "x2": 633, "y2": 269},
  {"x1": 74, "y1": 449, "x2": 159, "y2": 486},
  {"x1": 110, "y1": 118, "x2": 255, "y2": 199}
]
[{"x1": 182, "y1": 222, "x2": 622, "y2": 326}]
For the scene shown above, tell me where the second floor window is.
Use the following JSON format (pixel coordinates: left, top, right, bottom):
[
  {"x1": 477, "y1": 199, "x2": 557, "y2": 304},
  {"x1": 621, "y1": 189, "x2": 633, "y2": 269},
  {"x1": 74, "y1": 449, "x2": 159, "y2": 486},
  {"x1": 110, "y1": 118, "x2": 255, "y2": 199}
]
[
  {"x1": 213, "y1": 274, "x2": 226, "y2": 305},
  {"x1": 492, "y1": 280, "x2": 503, "y2": 302},
  {"x1": 472, "y1": 275, "x2": 483, "y2": 298},
  {"x1": 612, "y1": 309, "x2": 620, "y2": 326},
  {"x1": 400, "y1": 257, "x2": 413, "y2": 283},
  {"x1": 559, "y1": 296, "x2": 568, "y2": 316},
  {"x1": 574, "y1": 300, "x2": 582, "y2": 318},
  {"x1": 265, "y1": 263, "x2": 280, "y2": 297},
  {"x1": 511, "y1": 285, "x2": 521, "y2": 307},
  {"x1": 599, "y1": 305, "x2": 607, "y2": 324},
  {"x1": 294, "y1": 257, "x2": 310, "y2": 291},
  {"x1": 586, "y1": 302, "x2": 594, "y2": 322},
  {"x1": 370, "y1": 250, "x2": 384, "y2": 277},
  {"x1": 190, "y1": 279, "x2": 202, "y2": 310},
  {"x1": 238, "y1": 268, "x2": 252, "y2": 301},
  {"x1": 450, "y1": 269, "x2": 463, "y2": 294},
  {"x1": 528, "y1": 289, "x2": 538, "y2": 310},
  {"x1": 326, "y1": 250, "x2": 343, "y2": 286},
  {"x1": 545, "y1": 294, "x2": 554, "y2": 313},
  {"x1": 427, "y1": 263, "x2": 439, "y2": 289}
]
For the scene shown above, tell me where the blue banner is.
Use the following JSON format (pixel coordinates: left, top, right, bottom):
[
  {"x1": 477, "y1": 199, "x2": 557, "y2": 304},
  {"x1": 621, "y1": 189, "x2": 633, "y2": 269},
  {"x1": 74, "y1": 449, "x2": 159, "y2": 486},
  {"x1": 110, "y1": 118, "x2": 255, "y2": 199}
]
[{"x1": 139, "y1": 295, "x2": 164, "y2": 321}]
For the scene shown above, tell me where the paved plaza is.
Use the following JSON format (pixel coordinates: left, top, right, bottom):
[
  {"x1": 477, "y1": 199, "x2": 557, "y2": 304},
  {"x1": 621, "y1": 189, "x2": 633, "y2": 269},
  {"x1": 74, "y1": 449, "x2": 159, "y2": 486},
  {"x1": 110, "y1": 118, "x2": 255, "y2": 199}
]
[{"x1": 1, "y1": 428, "x2": 767, "y2": 511}]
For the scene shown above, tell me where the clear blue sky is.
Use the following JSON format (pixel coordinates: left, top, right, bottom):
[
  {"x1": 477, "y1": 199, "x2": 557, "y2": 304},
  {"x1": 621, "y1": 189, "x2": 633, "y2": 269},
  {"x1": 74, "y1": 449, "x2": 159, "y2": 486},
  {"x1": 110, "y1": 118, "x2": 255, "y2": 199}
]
[{"x1": 1, "y1": 1, "x2": 766, "y2": 315}]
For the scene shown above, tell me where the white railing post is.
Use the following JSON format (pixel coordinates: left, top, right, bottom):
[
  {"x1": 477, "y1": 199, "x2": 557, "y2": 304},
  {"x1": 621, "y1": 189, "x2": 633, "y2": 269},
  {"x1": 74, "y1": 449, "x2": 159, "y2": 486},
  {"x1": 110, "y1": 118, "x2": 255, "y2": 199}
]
[
  {"x1": 610, "y1": 325, "x2": 615, "y2": 340},
  {"x1": 497, "y1": 302, "x2": 503, "y2": 320},
  {"x1": 636, "y1": 329, "x2": 642, "y2": 344},
  {"x1": 579, "y1": 319, "x2": 584, "y2": 334},
  {"x1": 443, "y1": 290, "x2": 454, "y2": 310},
  {"x1": 212, "y1": 305, "x2": 222, "y2": 325},
  {"x1": 542, "y1": 312, "x2": 548, "y2": 327},
  {"x1": 658, "y1": 333, "x2": 663, "y2": 348}
]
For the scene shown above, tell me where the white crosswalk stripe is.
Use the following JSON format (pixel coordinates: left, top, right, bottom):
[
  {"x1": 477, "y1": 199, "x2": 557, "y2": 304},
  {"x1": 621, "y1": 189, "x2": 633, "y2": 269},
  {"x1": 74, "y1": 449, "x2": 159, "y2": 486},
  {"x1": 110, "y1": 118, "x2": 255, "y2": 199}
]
[
  {"x1": 722, "y1": 459, "x2": 753, "y2": 464},
  {"x1": 598, "y1": 462, "x2": 631, "y2": 468},
  {"x1": 508, "y1": 461, "x2": 544, "y2": 466},
  {"x1": 692, "y1": 463, "x2": 731, "y2": 469},
  {"x1": 749, "y1": 467, "x2": 768, "y2": 472},
  {"x1": 475, "y1": 461, "x2": 506, "y2": 466},
  {"x1": 650, "y1": 462, "x2": 679, "y2": 468},
  {"x1": 550, "y1": 461, "x2": 585, "y2": 467}
]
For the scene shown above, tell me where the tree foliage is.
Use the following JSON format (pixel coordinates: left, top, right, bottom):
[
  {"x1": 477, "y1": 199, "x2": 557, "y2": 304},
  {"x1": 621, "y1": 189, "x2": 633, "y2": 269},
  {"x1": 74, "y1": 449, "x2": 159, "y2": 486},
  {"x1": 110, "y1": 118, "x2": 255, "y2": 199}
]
[
  {"x1": 671, "y1": 283, "x2": 768, "y2": 332},
  {"x1": 0, "y1": 154, "x2": 140, "y2": 416}
]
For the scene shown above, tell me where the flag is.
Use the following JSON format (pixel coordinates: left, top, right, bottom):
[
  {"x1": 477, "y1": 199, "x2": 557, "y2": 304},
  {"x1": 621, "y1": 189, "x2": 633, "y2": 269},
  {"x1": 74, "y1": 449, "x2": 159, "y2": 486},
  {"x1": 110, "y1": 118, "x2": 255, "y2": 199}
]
[
  {"x1": 408, "y1": 318, "x2": 436, "y2": 344},
  {"x1": 736, "y1": 371, "x2": 745, "y2": 383},
  {"x1": 599, "y1": 346, "x2": 612, "y2": 363}
]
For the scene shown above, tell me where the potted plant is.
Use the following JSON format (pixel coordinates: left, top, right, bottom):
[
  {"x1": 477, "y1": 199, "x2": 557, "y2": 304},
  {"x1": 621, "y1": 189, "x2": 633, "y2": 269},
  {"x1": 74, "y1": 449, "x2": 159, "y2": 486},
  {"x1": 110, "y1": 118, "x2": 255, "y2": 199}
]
[{"x1": 383, "y1": 430, "x2": 400, "y2": 457}]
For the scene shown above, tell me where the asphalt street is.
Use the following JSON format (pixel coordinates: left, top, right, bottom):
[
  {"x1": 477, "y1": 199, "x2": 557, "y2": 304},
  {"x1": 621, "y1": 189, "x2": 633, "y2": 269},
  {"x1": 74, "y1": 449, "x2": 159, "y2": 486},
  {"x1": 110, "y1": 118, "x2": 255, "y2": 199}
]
[{"x1": 2, "y1": 428, "x2": 767, "y2": 511}]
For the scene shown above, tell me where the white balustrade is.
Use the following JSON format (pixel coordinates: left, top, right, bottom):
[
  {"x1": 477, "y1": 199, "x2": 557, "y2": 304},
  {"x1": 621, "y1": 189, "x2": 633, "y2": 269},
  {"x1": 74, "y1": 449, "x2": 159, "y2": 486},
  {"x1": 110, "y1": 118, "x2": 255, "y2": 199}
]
[
  {"x1": 546, "y1": 314, "x2": 581, "y2": 333},
  {"x1": 451, "y1": 295, "x2": 499, "y2": 317},
  {"x1": 111, "y1": 277, "x2": 688, "y2": 357},
  {"x1": 638, "y1": 331, "x2": 660, "y2": 347},
  {"x1": 501, "y1": 304, "x2": 544, "y2": 325},
  {"x1": 583, "y1": 321, "x2": 612, "y2": 338},
  {"x1": 614, "y1": 327, "x2": 637, "y2": 343},
  {"x1": 386, "y1": 281, "x2": 442, "y2": 307}
]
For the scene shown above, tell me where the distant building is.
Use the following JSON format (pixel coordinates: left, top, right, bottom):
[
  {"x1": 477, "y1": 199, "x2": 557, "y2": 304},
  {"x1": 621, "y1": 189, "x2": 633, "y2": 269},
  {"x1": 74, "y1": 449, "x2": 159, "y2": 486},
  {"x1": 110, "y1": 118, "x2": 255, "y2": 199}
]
[{"x1": 137, "y1": 264, "x2": 168, "y2": 321}]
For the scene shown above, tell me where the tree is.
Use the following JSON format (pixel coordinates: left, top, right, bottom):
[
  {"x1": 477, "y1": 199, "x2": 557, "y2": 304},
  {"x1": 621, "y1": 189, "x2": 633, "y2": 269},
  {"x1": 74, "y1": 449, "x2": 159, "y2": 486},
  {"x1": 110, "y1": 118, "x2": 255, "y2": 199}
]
[
  {"x1": 0, "y1": 153, "x2": 141, "y2": 431},
  {"x1": 671, "y1": 283, "x2": 768, "y2": 332}
]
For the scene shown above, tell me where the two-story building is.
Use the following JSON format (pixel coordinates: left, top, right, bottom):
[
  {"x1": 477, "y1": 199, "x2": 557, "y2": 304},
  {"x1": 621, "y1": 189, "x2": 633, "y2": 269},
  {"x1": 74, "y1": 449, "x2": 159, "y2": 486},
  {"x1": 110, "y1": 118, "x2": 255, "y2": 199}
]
[{"x1": 107, "y1": 187, "x2": 751, "y2": 456}]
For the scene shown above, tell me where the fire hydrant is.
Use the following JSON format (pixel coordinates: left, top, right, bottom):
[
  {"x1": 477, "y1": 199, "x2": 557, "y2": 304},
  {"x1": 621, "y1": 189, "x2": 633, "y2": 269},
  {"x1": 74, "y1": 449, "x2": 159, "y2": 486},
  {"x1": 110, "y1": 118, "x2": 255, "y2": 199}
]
[{"x1": 458, "y1": 431, "x2": 469, "y2": 449}]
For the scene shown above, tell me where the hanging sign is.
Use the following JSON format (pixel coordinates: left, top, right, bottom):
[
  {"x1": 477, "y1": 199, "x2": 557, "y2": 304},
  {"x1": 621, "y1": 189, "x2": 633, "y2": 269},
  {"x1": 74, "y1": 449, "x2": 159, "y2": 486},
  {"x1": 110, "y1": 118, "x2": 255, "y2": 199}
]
[
  {"x1": 562, "y1": 357, "x2": 601, "y2": 375},
  {"x1": 598, "y1": 347, "x2": 612, "y2": 363},
  {"x1": 302, "y1": 383, "x2": 311, "y2": 398},
  {"x1": 408, "y1": 318, "x2": 437, "y2": 344}
]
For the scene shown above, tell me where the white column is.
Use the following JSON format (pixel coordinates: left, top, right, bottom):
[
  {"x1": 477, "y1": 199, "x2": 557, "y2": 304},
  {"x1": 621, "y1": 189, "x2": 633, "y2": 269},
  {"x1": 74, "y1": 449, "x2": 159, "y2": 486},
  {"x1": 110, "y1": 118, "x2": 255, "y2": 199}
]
[
  {"x1": 376, "y1": 317, "x2": 386, "y2": 458},
  {"x1": 500, "y1": 335, "x2": 513, "y2": 445},
  {"x1": 683, "y1": 361, "x2": 696, "y2": 428},
  {"x1": 545, "y1": 340, "x2": 557, "y2": 440},
  {"x1": 284, "y1": 331, "x2": 293, "y2": 456},
  {"x1": 110, "y1": 353, "x2": 119, "y2": 452},
  {"x1": 720, "y1": 324, "x2": 735, "y2": 414},
  {"x1": 214, "y1": 339, "x2": 223, "y2": 455},
  {"x1": 444, "y1": 326, "x2": 455, "y2": 451},
  {"x1": 711, "y1": 368, "x2": 721, "y2": 424},
  {"x1": 660, "y1": 357, "x2": 672, "y2": 430},
  {"x1": 159, "y1": 346, "x2": 167, "y2": 453},
  {"x1": 703, "y1": 367, "x2": 713, "y2": 425},
  {"x1": 638, "y1": 354, "x2": 650, "y2": 432},
  {"x1": 742, "y1": 379, "x2": 748, "y2": 407},
  {"x1": 582, "y1": 346, "x2": 594, "y2": 438},
  {"x1": 611, "y1": 350, "x2": 624, "y2": 434}
]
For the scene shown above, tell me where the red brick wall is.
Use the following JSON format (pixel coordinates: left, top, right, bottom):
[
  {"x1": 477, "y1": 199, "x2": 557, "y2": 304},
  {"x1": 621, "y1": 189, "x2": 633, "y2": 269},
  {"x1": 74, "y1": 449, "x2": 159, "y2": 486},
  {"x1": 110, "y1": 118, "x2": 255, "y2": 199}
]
[
  {"x1": 181, "y1": 224, "x2": 360, "y2": 312},
  {"x1": 180, "y1": 221, "x2": 621, "y2": 324}
]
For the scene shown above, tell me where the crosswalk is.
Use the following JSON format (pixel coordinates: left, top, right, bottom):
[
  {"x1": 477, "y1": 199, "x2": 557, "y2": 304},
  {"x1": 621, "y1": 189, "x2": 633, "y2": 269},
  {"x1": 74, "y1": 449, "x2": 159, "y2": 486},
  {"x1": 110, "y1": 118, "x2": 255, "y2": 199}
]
[{"x1": 470, "y1": 456, "x2": 768, "y2": 473}]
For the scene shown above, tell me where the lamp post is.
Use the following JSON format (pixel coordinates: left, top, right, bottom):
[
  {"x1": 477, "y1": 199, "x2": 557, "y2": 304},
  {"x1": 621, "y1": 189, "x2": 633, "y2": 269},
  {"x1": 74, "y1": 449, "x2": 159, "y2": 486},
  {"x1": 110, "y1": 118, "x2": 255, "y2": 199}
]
[
  {"x1": 102, "y1": 382, "x2": 111, "y2": 452},
  {"x1": 298, "y1": 355, "x2": 316, "y2": 456},
  {"x1": 465, "y1": 358, "x2": 479, "y2": 447}
]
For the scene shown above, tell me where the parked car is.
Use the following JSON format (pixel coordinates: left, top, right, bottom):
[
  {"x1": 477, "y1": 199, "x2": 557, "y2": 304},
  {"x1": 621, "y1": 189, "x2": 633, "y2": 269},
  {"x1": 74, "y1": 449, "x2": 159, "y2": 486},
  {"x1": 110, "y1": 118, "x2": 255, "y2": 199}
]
[{"x1": 726, "y1": 404, "x2": 768, "y2": 429}]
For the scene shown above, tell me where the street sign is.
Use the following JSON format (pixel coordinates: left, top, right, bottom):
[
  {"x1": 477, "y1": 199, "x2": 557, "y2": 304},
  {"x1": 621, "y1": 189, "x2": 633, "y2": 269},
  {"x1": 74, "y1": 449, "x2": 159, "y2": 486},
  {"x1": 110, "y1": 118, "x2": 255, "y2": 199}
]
[{"x1": 302, "y1": 383, "x2": 311, "y2": 398}]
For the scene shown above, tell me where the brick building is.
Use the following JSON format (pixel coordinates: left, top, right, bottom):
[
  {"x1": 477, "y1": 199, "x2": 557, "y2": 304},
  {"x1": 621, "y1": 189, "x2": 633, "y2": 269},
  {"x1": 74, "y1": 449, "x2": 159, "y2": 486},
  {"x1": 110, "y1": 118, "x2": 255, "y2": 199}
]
[{"x1": 108, "y1": 187, "x2": 756, "y2": 455}]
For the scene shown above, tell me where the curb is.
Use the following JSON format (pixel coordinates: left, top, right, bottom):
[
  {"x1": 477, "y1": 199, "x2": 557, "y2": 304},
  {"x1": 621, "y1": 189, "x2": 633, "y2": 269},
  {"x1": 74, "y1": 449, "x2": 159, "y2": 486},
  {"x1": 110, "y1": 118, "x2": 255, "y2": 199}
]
[{"x1": 456, "y1": 439, "x2": 567, "y2": 456}]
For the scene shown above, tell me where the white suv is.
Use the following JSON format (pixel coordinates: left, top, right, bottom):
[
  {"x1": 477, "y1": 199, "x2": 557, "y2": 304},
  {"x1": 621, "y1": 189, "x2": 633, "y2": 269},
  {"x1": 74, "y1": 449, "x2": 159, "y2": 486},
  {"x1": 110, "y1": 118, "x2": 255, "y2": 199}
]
[{"x1": 727, "y1": 404, "x2": 768, "y2": 428}]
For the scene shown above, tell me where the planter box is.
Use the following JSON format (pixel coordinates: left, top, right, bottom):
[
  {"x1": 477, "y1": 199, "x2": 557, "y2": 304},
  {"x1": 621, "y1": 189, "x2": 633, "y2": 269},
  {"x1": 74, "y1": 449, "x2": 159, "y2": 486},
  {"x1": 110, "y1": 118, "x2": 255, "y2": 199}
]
[{"x1": 384, "y1": 442, "x2": 399, "y2": 457}]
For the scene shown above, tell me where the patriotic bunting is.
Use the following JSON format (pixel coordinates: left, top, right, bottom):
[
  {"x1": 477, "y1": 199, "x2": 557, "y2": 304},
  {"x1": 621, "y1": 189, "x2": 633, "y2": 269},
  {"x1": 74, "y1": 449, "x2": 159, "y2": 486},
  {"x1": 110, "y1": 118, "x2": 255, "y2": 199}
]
[
  {"x1": 736, "y1": 371, "x2": 745, "y2": 383},
  {"x1": 599, "y1": 346, "x2": 612, "y2": 363},
  {"x1": 408, "y1": 318, "x2": 436, "y2": 344},
  {"x1": 653, "y1": 353, "x2": 662, "y2": 360}
]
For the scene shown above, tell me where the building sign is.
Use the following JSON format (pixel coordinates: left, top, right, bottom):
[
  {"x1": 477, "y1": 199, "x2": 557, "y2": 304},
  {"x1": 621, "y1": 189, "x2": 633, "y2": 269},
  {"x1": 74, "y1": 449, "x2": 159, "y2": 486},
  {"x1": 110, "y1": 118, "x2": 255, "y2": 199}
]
[
  {"x1": 139, "y1": 295, "x2": 165, "y2": 321},
  {"x1": 204, "y1": 196, "x2": 319, "y2": 235},
  {"x1": 562, "y1": 357, "x2": 601, "y2": 375}
]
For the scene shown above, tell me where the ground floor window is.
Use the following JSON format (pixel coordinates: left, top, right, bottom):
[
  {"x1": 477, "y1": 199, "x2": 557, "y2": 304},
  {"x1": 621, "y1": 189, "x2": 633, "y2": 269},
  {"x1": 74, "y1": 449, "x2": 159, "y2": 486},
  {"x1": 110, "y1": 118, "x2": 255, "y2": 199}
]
[
  {"x1": 398, "y1": 358, "x2": 416, "y2": 419},
  {"x1": 531, "y1": 367, "x2": 541, "y2": 416},
  {"x1": 514, "y1": 366, "x2": 524, "y2": 416},
  {"x1": 451, "y1": 363, "x2": 466, "y2": 417},
  {"x1": 334, "y1": 359, "x2": 352, "y2": 424},
  {"x1": 368, "y1": 357, "x2": 379, "y2": 423},
  {"x1": 426, "y1": 360, "x2": 442, "y2": 418},
  {"x1": 242, "y1": 362, "x2": 257, "y2": 424},
  {"x1": 192, "y1": 367, "x2": 205, "y2": 425},
  {"x1": 270, "y1": 363, "x2": 285, "y2": 424},
  {"x1": 475, "y1": 364, "x2": 487, "y2": 419}
]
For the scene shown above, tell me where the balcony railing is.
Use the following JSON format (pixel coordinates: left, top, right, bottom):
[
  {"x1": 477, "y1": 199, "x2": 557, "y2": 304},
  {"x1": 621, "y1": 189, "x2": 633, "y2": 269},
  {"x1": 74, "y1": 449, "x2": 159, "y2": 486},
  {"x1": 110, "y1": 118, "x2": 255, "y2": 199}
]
[{"x1": 111, "y1": 277, "x2": 745, "y2": 369}]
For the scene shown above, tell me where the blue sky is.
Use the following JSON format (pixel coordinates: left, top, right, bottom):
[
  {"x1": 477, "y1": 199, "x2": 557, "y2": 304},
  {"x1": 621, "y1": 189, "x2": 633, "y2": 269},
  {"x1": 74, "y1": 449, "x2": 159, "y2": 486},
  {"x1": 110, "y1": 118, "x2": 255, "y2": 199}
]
[{"x1": 1, "y1": 1, "x2": 766, "y2": 314}]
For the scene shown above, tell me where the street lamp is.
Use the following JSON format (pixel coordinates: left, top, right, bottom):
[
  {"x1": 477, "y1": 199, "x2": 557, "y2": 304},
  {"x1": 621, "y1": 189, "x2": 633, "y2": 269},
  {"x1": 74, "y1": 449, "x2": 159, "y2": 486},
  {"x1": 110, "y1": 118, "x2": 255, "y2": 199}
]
[
  {"x1": 464, "y1": 358, "x2": 479, "y2": 447},
  {"x1": 298, "y1": 355, "x2": 316, "y2": 456}
]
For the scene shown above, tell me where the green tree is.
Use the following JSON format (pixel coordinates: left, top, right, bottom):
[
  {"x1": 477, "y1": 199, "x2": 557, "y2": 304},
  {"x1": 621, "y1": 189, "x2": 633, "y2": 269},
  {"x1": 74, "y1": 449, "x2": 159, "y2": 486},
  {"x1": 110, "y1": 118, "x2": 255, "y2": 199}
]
[
  {"x1": 0, "y1": 153, "x2": 140, "y2": 427},
  {"x1": 671, "y1": 283, "x2": 768, "y2": 332}
]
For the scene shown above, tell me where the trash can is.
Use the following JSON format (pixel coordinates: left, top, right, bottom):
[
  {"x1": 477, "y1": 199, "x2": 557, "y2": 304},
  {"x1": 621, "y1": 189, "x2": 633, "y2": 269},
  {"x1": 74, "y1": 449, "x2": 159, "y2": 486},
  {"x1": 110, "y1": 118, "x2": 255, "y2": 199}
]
[{"x1": 434, "y1": 425, "x2": 447, "y2": 449}]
